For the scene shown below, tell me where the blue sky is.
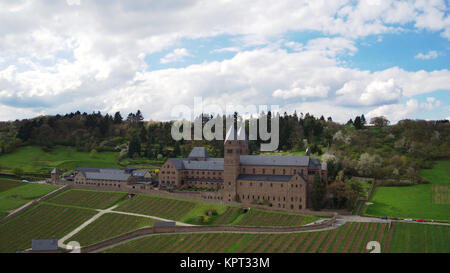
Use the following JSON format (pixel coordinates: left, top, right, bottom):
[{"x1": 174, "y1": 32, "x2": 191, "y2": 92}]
[{"x1": 0, "y1": 0, "x2": 449, "y2": 123}]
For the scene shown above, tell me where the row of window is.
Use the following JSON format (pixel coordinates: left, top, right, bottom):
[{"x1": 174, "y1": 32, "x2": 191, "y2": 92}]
[
  {"x1": 242, "y1": 167, "x2": 305, "y2": 176},
  {"x1": 238, "y1": 181, "x2": 303, "y2": 189},
  {"x1": 74, "y1": 181, "x2": 121, "y2": 188},
  {"x1": 241, "y1": 194, "x2": 302, "y2": 203}
]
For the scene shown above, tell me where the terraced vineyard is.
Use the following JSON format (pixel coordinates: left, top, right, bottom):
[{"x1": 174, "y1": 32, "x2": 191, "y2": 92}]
[
  {"x1": 46, "y1": 189, "x2": 126, "y2": 209},
  {"x1": 66, "y1": 213, "x2": 155, "y2": 246},
  {"x1": 103, "y1": 222, "x2": 450, "y2": 253},
  {"x1": 0, "y1": 204, "x2": 96, "y2": 253},
  {"x1": 234, "y1": 209, "x2": 317, "y2": 226},
  {"x1": 115, "y1": 194, "x2": 196, "y2": 221}
]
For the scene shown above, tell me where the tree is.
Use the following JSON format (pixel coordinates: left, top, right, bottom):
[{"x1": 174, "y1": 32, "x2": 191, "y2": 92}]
[
  {"x1": 361, "y1": 114, "x2": 366, "y2": 125},
  {"x1": 173, "y1": 142, "x2": 181, "y2": 156},
  {"x1": 370, "y1": 116, "x2": 390, "y2": 127},
  {"x1": 113, "y1": 112, "x2": 123, "y2": 124},
  {"x1": 311, "y1": 173, "x2": 325, "y2": 210},
  {"x1": 354, "y1": 116, "x2": 363, "y2": 129},
  {"x1": 128, "y1": 134, "x2": 141, "y2": 158},
  {"x1": 140, "y1": 127, "x2": 148, "y2": 143},
  {"x1": 89, "y1": 149, "x2": 97, "y2": 158}
]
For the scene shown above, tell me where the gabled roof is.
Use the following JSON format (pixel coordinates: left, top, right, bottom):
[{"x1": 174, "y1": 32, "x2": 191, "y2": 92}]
[
  {"x1": 32, "y1": 238, "x2": 58, "y2": 251},
  {"x1": 188, "y1": 147, "x2": 210, "y2": 158},
  {"x1": 75, "y1": 167, "x2": 136, "y2": 182},
  {"x1": 168, "y1": 158, "x2": 224, "y2": 171},
  {"x1": 51, "y1": 168, "x2": 59, "y2": 174},
  {"x1": 308, "y1": 158, "x2": 321, "y2": 170},
  {"x1": 240, "y1": 155, "x2": 310, "y2": 166}
]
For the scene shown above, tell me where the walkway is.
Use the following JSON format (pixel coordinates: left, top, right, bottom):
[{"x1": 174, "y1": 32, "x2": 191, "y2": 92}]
[{"x1": 58, "y1": 205, "x2": 118, "y2": 248}]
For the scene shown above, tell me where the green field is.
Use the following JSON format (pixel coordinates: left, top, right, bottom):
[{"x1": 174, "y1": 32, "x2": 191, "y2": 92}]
[
  {"x1": 0, "y1": 178, "x2": 22, "y2": 193},
  {"x1": 0, "y1": 145, "x2": 121, "y2": 175},
  {"x1": 0, "y1": 183, "x2": 59, "y2": 215},
  {"x1": 0, "y1": 203, "x2": 96, "y2": 253},
  {"x1": 390, "y1": 222, "x2": 449, "y2": 253},
  {"x1": 364, "y1": 161, "x2": 450, "y2": 221},
  {"x1": 46, "y1": 189, "x2": 126, "y2": 210},
  {"x1": 103, "y1": 222, "x2": 449, "y2": 253},
  {"x1": 65, "y1": 213, "x2": 155, "y2": 246}
]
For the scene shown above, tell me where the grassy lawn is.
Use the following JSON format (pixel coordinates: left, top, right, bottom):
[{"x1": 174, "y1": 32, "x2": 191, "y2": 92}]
[
  {"x1": 46, "y1": 189, "x2": 127, "y2": 210},
  {"x1": 363, "y1": 161, "x2": 450, "y2": 221},
  {"x1": 0, "y1": 183, "x2": 59, "y2": 215},
  {"x1": 0, "y1": 145, "x2": 121, "y2": 175},
  {"x1": 65, "y1": 213, "x2": 155, "y2": 246}
]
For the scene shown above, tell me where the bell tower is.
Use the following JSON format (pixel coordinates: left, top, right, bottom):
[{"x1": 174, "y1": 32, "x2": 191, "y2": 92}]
[{"x1": 222, "y1": 126, "x2": 247, "y2": 202}]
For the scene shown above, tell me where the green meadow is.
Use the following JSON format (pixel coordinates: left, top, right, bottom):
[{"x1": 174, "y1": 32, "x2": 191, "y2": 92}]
[
  {"x1": 0, "y1": 183, "x2": 59, "y2": 217},
  {"x1": 0, "y1": 145, "x2": 121, "y2": 175},
  {"x1": 364, "y1": 161, "x2": 450, "y2": 221}
]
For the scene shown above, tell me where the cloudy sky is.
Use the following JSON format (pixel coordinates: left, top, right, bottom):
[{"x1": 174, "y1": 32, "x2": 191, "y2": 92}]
[{"x1": 0, "y1": 0, "x2": 449, "y2": 123}]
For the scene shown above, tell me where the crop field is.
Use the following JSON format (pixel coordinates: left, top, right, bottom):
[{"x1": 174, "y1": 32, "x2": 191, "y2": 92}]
[
  {"x1": 0, "y1": 204, "x2": 96, "y2": 253},
  {"x1": 364, "y1": 161, "x2": 450, "y2": 221},
  {"x1": 103, "y1": 222, "x2": 449, "y2": 253},
  {"x1": 432, "y1": 185, "x2": 450, "y2": 205},
  {"x1": 0, "y1": 179, "x2": 22, "y2": 193},
  {"x1": 0, "y1": 145, "x2": 121, "y2": 175},
  {"x1": 0, "y1": 183, "x2": 59, "y2": 214},
  {"x1": 389, "y1": 222, "x2": 449, "y2": 253},
  {"x1": 234, "y1": 209, "x2": 318, "y2": 226},
  {"x1": 66, "y1": 213, "x2": 155, "y2": 246},
  {"x1": 115, "y1": 194, "x2": 196, "y2": 220},
  {"x1": 46, "y1": 189, "x2": 126, "y2": 209}
]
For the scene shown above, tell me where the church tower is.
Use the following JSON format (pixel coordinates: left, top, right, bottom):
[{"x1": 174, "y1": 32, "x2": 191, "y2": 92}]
[
  {"x1": 222, "y1": 126, "x2": 247, "y2": 202},
  {"x1": 50, "y1": 168, "x2": 60, "y2": 184}
]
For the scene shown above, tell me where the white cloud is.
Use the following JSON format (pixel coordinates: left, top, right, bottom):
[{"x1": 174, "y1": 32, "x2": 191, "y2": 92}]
[
  {"x1": 366, "y1": 97, "x2": 441, "y2": 123},
  {"x1": 66, "y1": 0, "x2": 81, "y2": 6},
  {"x1": 160, "y1": 48, "x2": 191, "y2": 64},
  {"x1": 415, "y1": 50, "x2": 439, "y2": 60},
  {"x1": 0, "y1": 0, "x2": 449, "y2": 122},
  {"x1": 211, "y1": 47, "x2": 240, "y2": 53},
  {"x1": 273, "y1": 85, "x2": 330, "y2": 99}
]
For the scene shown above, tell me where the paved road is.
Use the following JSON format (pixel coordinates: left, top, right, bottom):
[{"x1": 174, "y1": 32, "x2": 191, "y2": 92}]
[
  {"x1": 338, "y1": 215, "x2": 450, "y2": 226},
  {"x1": 106, "y1": 209, "x2": 194, "y2": 226}
]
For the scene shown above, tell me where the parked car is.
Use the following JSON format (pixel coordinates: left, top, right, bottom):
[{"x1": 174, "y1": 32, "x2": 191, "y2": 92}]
[
  {"x1": 391, "y1": 217, "x2": 400, "y2": 220},
  {"x1": 380, "y1": 216, "x2": 388, "y2": 220},
  {"x1": 404, "y1": 218, "x2": 413, "y2": 222},
  {"x1": 21, "y1": 179, "x2": 29, "y2": 183},
  {"x1": 416, "y1": 219, "x2": 425, "y2": 222}
]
